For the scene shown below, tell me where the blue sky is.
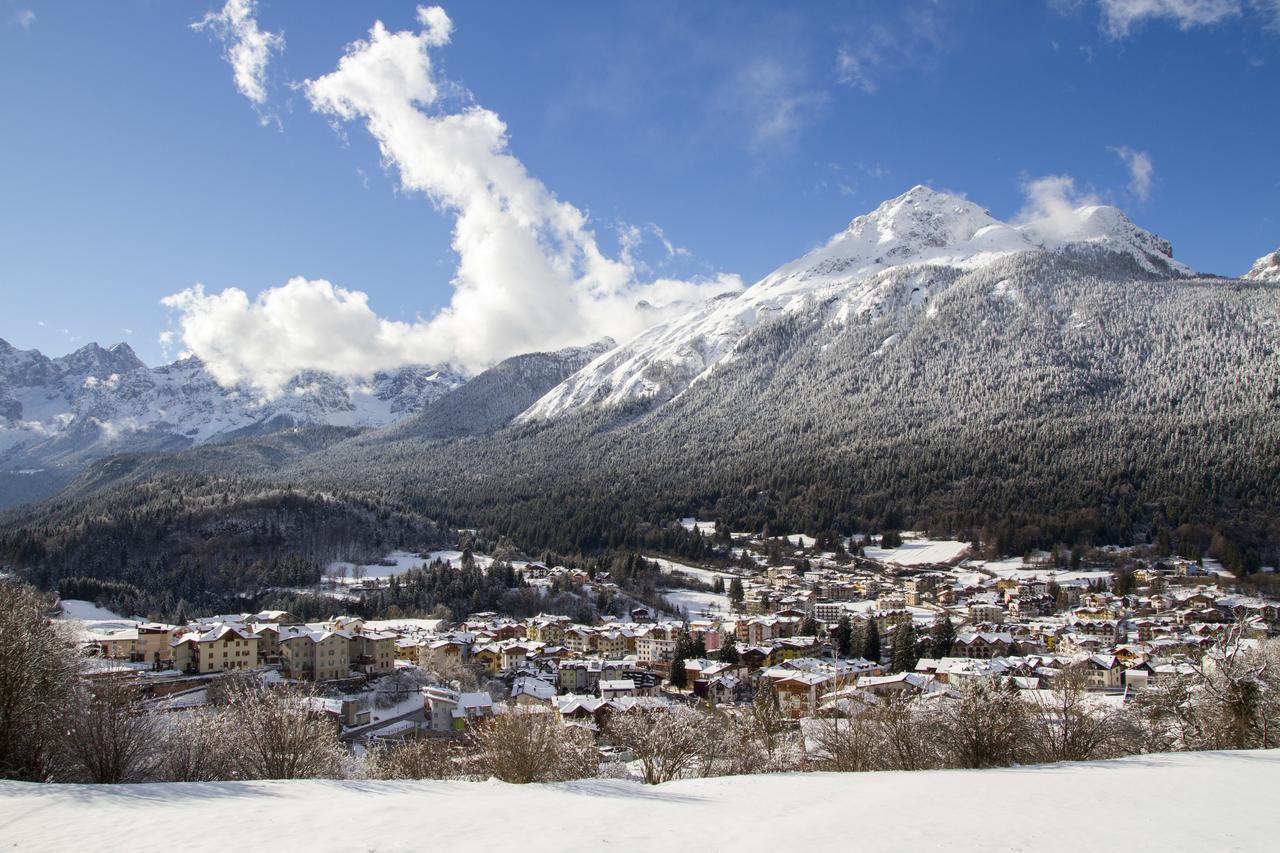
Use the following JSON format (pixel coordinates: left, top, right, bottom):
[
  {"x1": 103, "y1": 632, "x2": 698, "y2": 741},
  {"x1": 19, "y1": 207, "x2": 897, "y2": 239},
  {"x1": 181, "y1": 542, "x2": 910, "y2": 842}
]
[{"x1": 1, "y1": 0, "x2": 1277, "y2": 376}]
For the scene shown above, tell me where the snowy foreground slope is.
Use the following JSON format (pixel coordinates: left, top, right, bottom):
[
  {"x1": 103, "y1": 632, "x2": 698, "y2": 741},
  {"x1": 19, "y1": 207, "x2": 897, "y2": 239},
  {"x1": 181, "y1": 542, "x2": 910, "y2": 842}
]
[{"x1": 1, "y1": 750, "x2": 1275, "y2": 852}]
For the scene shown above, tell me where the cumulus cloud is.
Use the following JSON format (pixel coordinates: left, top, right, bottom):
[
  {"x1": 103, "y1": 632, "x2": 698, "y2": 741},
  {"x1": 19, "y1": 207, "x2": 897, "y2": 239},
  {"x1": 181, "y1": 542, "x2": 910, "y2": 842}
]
[
  {"x1": 1099, "y1": 0, "x2": 1243, "y2": 36},
  {"x1": 1111, "y1": 146, "x2": 1154, "y2": 200},
  {"x1": 1015, "y1": 174, "x2": 1102, "y2": 239},
  {"x1": 165, "y1": 6, "x2": 741, "y2": 392},
  {"x1": 161, "y1": 278, "x2": 454, "y2": 391},
  {"x1": 193, "y1": 0, "x2": 284, "y2": 120}
]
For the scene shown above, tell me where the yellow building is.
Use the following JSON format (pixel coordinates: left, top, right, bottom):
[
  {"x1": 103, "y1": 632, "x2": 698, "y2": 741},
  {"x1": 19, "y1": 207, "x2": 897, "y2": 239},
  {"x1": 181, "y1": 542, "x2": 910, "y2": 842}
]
[
  {"x1": 171, "y1": 625, "x2": 260, "y2": 674},
  {"x1": 279, "y1": 628, "x2": 352, "y2": 682}
]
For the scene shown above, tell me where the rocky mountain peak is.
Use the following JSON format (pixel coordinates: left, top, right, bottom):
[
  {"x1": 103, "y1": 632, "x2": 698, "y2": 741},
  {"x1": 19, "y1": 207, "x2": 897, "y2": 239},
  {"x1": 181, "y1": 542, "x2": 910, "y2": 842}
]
[{"x1": 1244, "y1": 248, "x2": 1280, "y2": 283}]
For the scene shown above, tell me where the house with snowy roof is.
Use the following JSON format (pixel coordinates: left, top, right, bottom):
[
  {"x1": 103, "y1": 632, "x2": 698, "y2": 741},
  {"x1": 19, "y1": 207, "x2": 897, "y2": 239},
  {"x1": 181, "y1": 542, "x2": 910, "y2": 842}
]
[
  {"x1": 170, "y1": 623, "x2": 260, "y2": 674},
  {"x1": 422, "y1": 687, "x2": 495, "y2": 731}
]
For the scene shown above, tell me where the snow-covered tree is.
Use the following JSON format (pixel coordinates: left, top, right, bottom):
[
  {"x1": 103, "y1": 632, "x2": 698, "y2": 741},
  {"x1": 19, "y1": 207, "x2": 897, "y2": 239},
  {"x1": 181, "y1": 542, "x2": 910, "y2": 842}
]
[{"x1": 0, "y1": 580, "x2": 81, "y2": 781}]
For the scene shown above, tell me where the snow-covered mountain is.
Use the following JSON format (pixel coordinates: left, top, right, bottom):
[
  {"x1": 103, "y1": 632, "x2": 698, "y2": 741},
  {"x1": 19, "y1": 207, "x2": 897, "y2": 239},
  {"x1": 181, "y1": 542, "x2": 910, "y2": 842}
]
[
  {"x1": 0, "y1": 338, "x2": 464, "y2": 468},
  {"x1": 379, "y1": 341, "x2": 614, "y2": 441},
  {"x1": 1244, "y1": 249, "x2": 1280, "y2": 283},
  {"x1": 520, "y1": 186, "x2": 1192, "y2": 421}
]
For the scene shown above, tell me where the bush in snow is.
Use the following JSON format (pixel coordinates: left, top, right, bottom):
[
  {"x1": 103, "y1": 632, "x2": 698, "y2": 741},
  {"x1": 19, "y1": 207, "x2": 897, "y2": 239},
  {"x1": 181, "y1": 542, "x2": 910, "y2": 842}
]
[
  {"x1": 213, "y1": 675, "x2": 343, "y2": 780},
  {"x1": 58, "y1": 678, "x2": 158, "y2": 783},
  {"x1": 363, "y1": 736, "x2": 463, "y2": 781},
  {"x1": 472, "y1": 711, "x2": 598, "y2": 784}
]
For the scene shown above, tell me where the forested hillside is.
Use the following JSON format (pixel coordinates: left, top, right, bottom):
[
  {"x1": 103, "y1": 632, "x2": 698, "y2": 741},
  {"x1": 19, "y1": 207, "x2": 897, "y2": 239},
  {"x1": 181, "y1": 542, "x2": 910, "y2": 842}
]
[
  {"x1": 3, "y1": 247, "x2": 1277, "y2": 601},
  {"x1": 282, "y1": 249, "x2": 1280, "y2": 566}
]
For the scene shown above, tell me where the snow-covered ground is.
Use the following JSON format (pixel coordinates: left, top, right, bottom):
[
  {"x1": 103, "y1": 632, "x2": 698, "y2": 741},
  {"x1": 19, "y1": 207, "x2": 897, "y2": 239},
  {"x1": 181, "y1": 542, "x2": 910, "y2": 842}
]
[
  {"x1": 1, "y1": 751, "x2": 1274, "y2": 852},
  {"x1": 864, "y1": 539, "x2": 970, "y2": 566},
  {"x1": 649, "y1": 556, "x2": 734, "y2": 586},
  {"x1": 56, "y1": 600, "x2": 137, "y2": 639},
  {"x1": 678, "y1": 517, "x2": 718, "y2": 535},
  {"x1": 425, "y1": 550, "x2": 495, "y2": 571},
  {"x1": 325, "y1": 551, "x2": 426, "y2": 581},
  {"x1": 58, "y1": 599, "x2": 128, "y2": 623},
  {"x1": 660, "y1": 588, "x2": 731, "y2": 618},
  {"x1": 974, "y1": 557, "x2": 1112, "y2": 585}
]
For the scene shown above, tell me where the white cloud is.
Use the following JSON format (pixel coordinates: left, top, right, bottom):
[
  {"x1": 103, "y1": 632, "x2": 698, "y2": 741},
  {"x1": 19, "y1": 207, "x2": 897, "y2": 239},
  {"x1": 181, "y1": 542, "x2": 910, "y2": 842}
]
[
  {"x1": 1111, "y1": 146, "x2": 1154, "y2": 200},
  {"x1": 1015, "y1": 174, "x2": 1102, "y2": 239},
  {"x1": 725, "y1": 59, "x2": 827, "y2": 149},
  {"x1": 1099, "y1": 0, "x2": 1243, "y2": 37},
  {"x1": 165, "y1": 7, "x2": 741, "y2": 392},
  {"x1": 161, "y1": 278, "x2": 451, "y2": 391},
  {"x1": 193, "y1": 0, "x2": 284, "y2": 120},
  {"x1": 15, "y1": 9, "x2": 35, "y2": 30},
  {"x1": 836, "y1": 8, "x2": 944, "y2": 94}
]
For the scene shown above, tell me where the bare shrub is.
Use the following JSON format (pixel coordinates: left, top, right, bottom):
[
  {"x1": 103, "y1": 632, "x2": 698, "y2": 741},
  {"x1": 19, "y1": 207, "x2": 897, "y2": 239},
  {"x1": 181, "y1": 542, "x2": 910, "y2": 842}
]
[
  {"x1": 606, "y1": 706, "x2": 715, "y2": 784},
  {"x1": 1029, "y1": 665, "x2": 1140, "y2": 762},
  {"x1": 364, "y1": 736, "x2": 462, "y2": 780},
  {"x1": 472, "y1": 711, "x2": 598, "y2": 784},
  {"x1": 216, "y1": 676, "x2": 343, "y2": 779},
  {"x1": 933, "y1": 678, "x2": 1033, "y2": 768},
  {"x1": 59, "y1": 678, "x2": 158, "y2": 783},
  {"x1": 870, "y1": 694, "x2": 942, "y2": 771},
  {"x1": 809, "y1": 714, "x2": 881, "y2": 772},
  {"x1": 155, "y1": 710, "x2": 237, "y2": 782}
]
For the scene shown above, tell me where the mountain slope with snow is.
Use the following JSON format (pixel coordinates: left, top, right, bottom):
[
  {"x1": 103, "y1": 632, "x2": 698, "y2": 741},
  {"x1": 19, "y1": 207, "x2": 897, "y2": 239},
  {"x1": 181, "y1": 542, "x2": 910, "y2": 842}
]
[
  {"x1": 1244, "y1": 248, "x2": 1280, "y2": 283},
  {"x1": 0, "y1": 339, "x2": 464, "y2": 507},
  {"x1": 521, "y1": 186, "x2": 1191, "y2": 421},
  {"x1": 377, "y1": 341, "x2": 614, "y2": 441}
]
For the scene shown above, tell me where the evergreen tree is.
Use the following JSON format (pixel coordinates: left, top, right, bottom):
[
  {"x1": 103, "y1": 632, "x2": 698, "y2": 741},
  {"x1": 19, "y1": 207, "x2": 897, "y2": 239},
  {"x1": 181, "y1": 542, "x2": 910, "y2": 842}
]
[
  {"x1": 669, "y1": 656, "x2": 688, "y2": 690},
  {"x1": 891, "y1": 622, "x2": 919, "y2": 673},
  {"x1": 728, "y1": 578, "x2": 745, "y2": 607},
  {"x1": 930, "y1": 615, "x2": 956, "y2": 658},
  {"x1": 799, "y1": 615, "x2": 819, "y2": 637},
  {"x1": 718, "y1": 633, "x2": 740, "y2": 664},
  {"x1": 863, "y1": 619, "x2": 881, "y2": 663},
  {"x1": 834, "y1": 614, "x2": 853, "y2": 657}
]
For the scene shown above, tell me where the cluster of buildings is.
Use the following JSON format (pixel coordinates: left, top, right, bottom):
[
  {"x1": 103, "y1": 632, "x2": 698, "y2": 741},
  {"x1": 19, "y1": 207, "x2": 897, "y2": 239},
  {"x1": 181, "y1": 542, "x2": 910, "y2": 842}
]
[{"x1": 68, "y1": 539, "x2": 1279, "y2": 740}]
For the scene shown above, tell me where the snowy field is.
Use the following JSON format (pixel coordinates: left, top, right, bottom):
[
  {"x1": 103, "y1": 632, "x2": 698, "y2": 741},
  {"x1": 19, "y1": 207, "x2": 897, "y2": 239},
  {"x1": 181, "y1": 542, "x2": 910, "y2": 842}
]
[
  {"x1": 649, "y1": 556, "x2": 734, "y2": 586},
  {"x1": 864, "y1": 539, "x2": 970, "y2": 566},
  {"x1": 660, "y1": 588, "x2": 731, "y2": 618},
  {"x1": 0, "y1": 751, "x2": 1275, "y2": 852},
  {"x1": 56, "y1": 600, "x2": 137, "y2": 638},
  {"x1": 326, "y1": 549, "x2": 502, "y2": 583},
  {"x1": 325, "y1": 550, "x2": 426, "y2": 580},
  {"x1": 975, "y1": 557, "x2": 1113, "y2": 585},
  {"x1": 425, "y1": 549, "x2": 496, "y2": 571}
]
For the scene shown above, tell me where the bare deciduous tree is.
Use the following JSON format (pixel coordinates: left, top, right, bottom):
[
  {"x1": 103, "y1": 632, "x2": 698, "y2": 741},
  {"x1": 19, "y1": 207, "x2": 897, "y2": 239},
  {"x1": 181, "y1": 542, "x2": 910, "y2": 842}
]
[{"x1": 0, "y1": 580, "x2": 81, "y2": 781}]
